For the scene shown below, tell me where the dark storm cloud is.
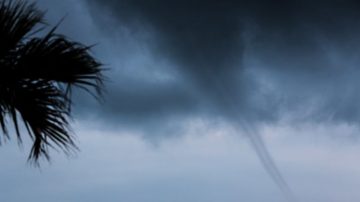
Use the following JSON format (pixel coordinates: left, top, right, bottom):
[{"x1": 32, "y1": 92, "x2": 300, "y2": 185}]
[
  {"x1": 82, "y1": 0, "x2": 360, "y2": 127},
  {"x1": 83, "y1": 0, "x2": 274, "y2": 124}
]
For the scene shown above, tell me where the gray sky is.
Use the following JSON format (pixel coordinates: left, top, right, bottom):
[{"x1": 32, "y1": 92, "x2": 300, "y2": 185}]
[{"x1": 1, "y1": 0, "x2": 360, "y2": 201}]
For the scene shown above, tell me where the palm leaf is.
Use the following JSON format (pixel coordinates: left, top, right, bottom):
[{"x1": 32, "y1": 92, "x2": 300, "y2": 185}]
[
  {"x1": 0, "y1": 0, "x2": 43, "y2": 58},
  {"x1": 0, "y1": 0, "x2": 104, "y2": 163},
  {"x1": 13, "y1": 80, "x2": 76, "y2": 162},
  {"x1": 15, "y1": 31, "x2": 104, "y2": 97}
]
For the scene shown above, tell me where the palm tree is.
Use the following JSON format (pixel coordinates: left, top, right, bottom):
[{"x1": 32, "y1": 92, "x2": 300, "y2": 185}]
[{"x1": 0, "y1": 1, "x2": 103, "y2": 163}]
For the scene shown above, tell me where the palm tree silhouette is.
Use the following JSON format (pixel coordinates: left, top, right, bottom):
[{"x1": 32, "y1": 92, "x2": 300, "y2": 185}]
[{"x1": 0, "y1": 1, "x2": 103, "y2": 163}]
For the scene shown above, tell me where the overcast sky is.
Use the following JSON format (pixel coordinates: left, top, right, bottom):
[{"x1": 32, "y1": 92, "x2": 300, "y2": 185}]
[{"x1": 2, "y1": 0, "x2": 360, "y2": 201}]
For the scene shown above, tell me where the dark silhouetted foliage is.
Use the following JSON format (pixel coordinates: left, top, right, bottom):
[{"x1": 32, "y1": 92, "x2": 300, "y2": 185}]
[{"x1": 0, "y1": 0, "x2": 103, "y2": 164}]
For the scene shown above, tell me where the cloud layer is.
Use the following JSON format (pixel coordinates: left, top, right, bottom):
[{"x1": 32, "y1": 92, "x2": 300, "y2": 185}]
[{"x1": 70, "y1": 0, "x2": 360, "y2": 133}]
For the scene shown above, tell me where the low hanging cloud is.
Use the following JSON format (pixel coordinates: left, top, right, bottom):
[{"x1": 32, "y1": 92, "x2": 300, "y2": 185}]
[{"x1": 78, "y1": 0, "x2": 360, "y2": 130}]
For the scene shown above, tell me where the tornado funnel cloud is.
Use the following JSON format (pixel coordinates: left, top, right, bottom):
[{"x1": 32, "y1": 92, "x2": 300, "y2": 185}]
[{"x1": 241, "y1": 124, "x2": 297, "y2": 202}]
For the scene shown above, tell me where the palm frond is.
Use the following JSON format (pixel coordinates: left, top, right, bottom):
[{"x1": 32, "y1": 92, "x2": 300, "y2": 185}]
[
  {"x1": 15, "y1": 32, "x2": 104, "y2": 98},
  {"x1": 13, "y1": 80, "x2": 77, "y2": 163},
  {"x1": 0, "y1": 0, "x2": 104, "y2": 163},
  {"x1": 0, "y1": 0, "x2": 43, "y2": 57}
]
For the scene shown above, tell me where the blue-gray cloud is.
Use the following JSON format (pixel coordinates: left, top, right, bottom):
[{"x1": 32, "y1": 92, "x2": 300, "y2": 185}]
[{"x1": 79, "y1": 0, "x2": 360, "y2": 129}]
